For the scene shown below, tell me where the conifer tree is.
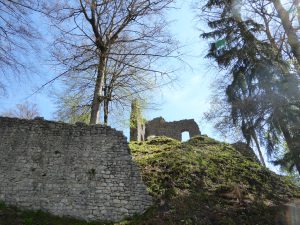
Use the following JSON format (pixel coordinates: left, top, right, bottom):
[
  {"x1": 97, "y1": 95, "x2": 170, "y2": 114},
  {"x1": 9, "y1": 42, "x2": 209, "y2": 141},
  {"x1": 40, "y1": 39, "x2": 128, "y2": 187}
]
[{"x1": 200, "y1": 0, "x2": 300, "y2": 173}]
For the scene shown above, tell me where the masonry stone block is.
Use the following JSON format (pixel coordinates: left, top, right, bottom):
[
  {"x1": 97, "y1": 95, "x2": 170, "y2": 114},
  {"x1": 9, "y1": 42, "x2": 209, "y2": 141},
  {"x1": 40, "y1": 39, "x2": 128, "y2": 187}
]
[{"x1": 0, "y1": 117, "x2": 152, "y2": 222}]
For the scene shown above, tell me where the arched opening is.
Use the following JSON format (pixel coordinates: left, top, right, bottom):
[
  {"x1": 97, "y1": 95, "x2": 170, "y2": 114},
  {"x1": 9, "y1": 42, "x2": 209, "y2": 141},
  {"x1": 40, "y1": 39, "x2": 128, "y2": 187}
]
[{"x1": 181, "y1": 131, "x2": 190, "y2": 142}]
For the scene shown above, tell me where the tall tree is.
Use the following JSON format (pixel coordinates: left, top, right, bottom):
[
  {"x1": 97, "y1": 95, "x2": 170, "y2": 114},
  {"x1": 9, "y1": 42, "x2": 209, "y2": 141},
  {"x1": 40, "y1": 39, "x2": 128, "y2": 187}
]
[
  {"x1": 199, "y1": 0, "x2": 300, "y2": 173},
  {"x1": 48, "y1": 0, "x2": 178, "y2": 125},
  {"x1": 53, "y1": 42, "x2": 158, "y2": 125}
]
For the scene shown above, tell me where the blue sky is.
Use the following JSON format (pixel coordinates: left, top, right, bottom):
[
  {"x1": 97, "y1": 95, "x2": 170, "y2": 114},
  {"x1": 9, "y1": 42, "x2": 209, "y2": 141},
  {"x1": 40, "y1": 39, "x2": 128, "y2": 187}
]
[
  {"x1": 145, "y1": 1, "x2": 219, "y2": 138},
  {"x1": 0, "y1": 0, "x2": 280, "y2": 172}
]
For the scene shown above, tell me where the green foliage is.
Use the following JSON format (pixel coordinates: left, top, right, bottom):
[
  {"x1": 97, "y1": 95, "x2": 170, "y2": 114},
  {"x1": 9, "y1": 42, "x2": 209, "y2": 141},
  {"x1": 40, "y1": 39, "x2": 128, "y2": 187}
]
[
  {"x1": 23, "y1": 217, "x2": 34, "y2": 225},
  {"x1": 129, "y1": 136, "x2": 300, "y2": 224},
  {"x1": 0, "y1": 201, "x2": 6, "y2": 209},
  {"x1": 131, "y1": 136, "x2": 300, "y2": 201},
  {"x1": 201, "y1": 0, "x2": 300, "y2": 174},
  {"x1": 54, "y1": 91, "x2": 91, "y2": 124},
  {"x1": 185, "y1": 135, "x2": 220, "y2": 145},
  {"x1": 215, "y1": 38, "x2": 227, "y2": 49}
]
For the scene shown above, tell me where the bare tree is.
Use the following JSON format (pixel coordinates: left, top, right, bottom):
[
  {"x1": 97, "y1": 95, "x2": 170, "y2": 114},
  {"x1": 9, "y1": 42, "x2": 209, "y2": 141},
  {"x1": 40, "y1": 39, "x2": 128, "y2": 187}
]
[
  {"x1": 47, "y1": 0, "x2": 179, "y2": 125},
  {"x1": 1, "y1": 101, "x2": 40, "y2": 119},
  {"x1": 0, "y1": 0, "x2": 44, "y2": 93},
  {"x1": 272, "y1": 0, "x2": 300, "y2": 64},
  {"x1": 54, "y1": 41, "x2": 162, "y2": 125}
]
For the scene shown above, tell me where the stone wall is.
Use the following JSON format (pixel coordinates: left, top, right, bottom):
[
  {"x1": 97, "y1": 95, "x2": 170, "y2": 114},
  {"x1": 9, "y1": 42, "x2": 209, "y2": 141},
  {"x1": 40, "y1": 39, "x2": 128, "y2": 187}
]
[
  {"x1": 0, "y1": 117, "x2": 152, "y2": 222},
  {"x1": 145, "y1": 117, "x2": 201, "y2": 141}
]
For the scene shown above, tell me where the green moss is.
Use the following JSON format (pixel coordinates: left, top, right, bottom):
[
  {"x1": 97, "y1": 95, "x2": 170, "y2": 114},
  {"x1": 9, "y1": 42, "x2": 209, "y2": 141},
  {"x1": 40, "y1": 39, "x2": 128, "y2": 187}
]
[
  {"x1": 129, "y1": 135, "x2": 300, "y2": 225},
  {"x1": 131, "y1": 136, "x2": 299, "y2": 200},
  {"x1": 186, "y1": 135, "x2": 220, "y2": 145}
]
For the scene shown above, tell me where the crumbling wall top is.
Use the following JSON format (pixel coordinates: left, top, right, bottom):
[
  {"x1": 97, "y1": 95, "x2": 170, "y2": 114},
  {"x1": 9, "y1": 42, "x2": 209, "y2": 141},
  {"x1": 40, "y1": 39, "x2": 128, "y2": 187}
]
[{"x1": 145, "y1": 117, "x2": 201, "y2": 141}]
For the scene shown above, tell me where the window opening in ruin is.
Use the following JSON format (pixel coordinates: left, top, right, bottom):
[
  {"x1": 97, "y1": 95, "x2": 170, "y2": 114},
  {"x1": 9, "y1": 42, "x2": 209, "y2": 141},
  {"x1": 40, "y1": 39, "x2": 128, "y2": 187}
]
[{"x1": 181, "y1": 131, "x2": 190, "y2": 142}]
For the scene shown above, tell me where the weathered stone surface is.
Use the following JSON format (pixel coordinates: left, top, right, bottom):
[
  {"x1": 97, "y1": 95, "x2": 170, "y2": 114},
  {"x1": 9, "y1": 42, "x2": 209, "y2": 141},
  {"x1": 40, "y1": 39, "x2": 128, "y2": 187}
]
[
  {"x1": 145, "y1": 117, "x2": 201, "y2": 141},
  {"x1": 131, "y1": 116, "x2": 201, "y2": 142},
  {"x1": 0, "y1": 117, "x2": 152, "y2": 222},
  {"x1": 129, "y1": 100, "x2": 201, "y2": 141}
]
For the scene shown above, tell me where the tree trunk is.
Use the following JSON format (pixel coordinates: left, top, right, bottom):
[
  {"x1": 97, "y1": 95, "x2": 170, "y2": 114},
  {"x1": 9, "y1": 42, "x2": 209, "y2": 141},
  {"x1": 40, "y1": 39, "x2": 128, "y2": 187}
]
[
  {"x1": 272, "y1": 0, "x2": 300, "y2": 65},
  {"x1": 276, "y1": 113, "x2": 300, "y2": 175},
  {"x1": 294, "y1": 141, "x2": 300, "y2": 174},
  {"x1": 90, "y1": 53, "x2": 106, "y2": 125},
  {"x1": 103, "y1": 100, "x2": 108, "y2": 126},
  {"x1": 251, "y1": 129, "x2": 266, "y2": 167},
  {"x1": 280, "y1": 125, "x2": 300, "y2": 175}
]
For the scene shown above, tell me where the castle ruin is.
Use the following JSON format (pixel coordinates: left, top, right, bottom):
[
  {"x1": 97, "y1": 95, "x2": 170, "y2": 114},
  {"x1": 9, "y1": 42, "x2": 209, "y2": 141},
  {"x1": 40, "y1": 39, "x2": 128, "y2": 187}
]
[{"x1": 130, "y1": 100, "x2": 201, "y2": 141}]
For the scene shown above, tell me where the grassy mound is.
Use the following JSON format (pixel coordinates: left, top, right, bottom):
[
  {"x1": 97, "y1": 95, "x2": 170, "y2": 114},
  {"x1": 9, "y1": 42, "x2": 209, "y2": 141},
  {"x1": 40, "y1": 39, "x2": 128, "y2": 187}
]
[
  {"x1": 0, "y1": 135, "x2": 299, "y2": 225},
  {"x1": 128, "y1": 135, "x2": 300, "y2": 225}
]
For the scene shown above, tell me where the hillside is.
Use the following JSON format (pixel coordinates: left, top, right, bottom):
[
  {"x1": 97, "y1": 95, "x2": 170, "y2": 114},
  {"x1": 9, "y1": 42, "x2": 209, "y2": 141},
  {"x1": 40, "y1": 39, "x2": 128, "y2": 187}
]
[
  {"x1": 0, "y1": 135, "x2": 299, "y2": 225},
  {"x1": 128, "y1": 135, "x2": 300, "y2": 225}
]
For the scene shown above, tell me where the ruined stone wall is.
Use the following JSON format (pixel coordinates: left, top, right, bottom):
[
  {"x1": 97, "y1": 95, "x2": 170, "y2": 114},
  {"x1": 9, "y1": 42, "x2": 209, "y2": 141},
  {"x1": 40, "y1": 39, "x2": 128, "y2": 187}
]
[
  {"x1": 0, "y1": 117, "x2": 152, "y2": 222},
  {"x1": 145, "y1": 117, "x2": 201, "y2": 141}
]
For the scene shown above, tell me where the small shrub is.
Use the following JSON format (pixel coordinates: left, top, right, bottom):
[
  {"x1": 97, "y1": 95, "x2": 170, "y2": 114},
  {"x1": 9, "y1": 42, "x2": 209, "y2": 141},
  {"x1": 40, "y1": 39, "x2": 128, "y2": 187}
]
[
  {"x1": 0, "y1": 201, "x2": 6, "y2": 209},
  {"x1": 23, "y1": 217, "x2": 33, "y2": 225}
]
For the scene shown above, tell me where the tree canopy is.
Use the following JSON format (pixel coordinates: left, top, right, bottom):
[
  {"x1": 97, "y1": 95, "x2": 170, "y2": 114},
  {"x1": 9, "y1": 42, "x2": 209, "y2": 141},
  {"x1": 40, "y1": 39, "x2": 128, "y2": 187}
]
[
  {"x1": 47, "y1": 0, "x2": 179, "y2": 125},
  {"x1": 199, "y1": 0, "x2": 300, "y2": 174}
]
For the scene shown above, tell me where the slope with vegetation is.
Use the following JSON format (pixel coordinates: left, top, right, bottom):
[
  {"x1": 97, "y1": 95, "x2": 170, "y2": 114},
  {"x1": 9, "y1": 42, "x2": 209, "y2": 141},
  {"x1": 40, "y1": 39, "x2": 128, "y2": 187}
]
[
  {"x1": 0, "y1": 136, "x2": 299, "y2": 225},
  {"x1": 128, "y1": 136, "x2": 300, "y2": 225}
]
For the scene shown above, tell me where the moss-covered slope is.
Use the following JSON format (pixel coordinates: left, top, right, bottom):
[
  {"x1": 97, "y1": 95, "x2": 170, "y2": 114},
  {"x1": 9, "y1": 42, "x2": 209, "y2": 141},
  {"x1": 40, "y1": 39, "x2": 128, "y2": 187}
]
[{"x1": 128, "y1": 135, "x2": 300, "y2": 225}]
